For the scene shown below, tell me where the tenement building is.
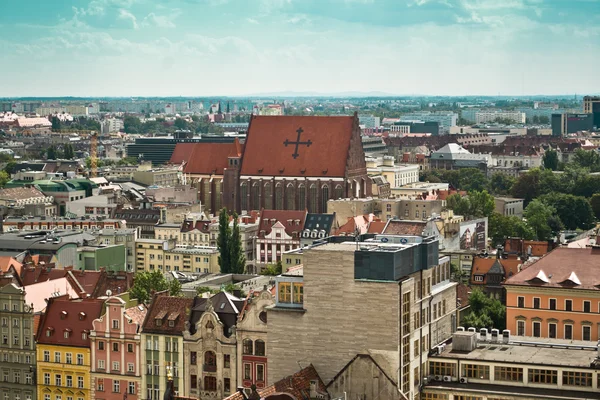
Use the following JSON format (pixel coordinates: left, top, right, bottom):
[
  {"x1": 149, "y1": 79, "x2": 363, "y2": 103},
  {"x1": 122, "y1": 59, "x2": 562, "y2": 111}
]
[
  {"x1": 223, "y1": 114, "x2": 371, "y2": 214},
  {"x1": 0, "y1": 282, "x2": 36, "y2": 400},
  {"x1": 423, "y1": 330, "x2": 600, "y2": 400},
  {"x1": 267, "y1": 235, "x2": 456, "y2": 400},
  {"x1": 504, "y1": 247, "x2": 600, "y2": 341}
]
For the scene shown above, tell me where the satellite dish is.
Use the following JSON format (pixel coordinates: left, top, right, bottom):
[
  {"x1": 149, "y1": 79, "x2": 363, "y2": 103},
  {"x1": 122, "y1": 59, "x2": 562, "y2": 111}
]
[{"x1": 106, "y1": 290, "x2": 112, "y2": 297}]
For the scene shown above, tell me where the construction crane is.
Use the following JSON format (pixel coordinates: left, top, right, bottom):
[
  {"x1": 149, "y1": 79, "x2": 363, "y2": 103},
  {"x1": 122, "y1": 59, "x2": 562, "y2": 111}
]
[{"x1": 90, "y1": 131, "x2": 98, "y2": 178}]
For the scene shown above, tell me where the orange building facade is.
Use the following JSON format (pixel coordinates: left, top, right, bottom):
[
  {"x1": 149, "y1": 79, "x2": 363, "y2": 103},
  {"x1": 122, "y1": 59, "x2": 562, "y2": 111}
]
[{"x1": 504, "y1": 247, "x2": 600, "y2": 341}]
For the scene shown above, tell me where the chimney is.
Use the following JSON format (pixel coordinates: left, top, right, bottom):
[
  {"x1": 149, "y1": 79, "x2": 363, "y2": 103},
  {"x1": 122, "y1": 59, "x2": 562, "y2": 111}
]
[
  {"x1": 233, "y1": 289, "x2": 242, "y2": 299},
  {"x1": 496, "y1": 245, "x2": 503, "y2": 259}
]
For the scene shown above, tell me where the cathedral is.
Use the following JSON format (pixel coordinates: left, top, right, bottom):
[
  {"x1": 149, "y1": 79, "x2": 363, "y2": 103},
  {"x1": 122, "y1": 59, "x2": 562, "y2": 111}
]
[{"x1": 223, "y1": 113, "x2": 370, "y2": 214}]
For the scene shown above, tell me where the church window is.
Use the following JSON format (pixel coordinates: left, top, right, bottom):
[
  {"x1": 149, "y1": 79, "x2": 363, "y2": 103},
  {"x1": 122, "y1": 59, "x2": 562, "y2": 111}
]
[
  {"x1": 275, "y1": 183, "x2": 284, "y2": 210},
  {"x1": 264, "y1": 182, "x2": 272, "y2": 209},
  {"x1": 334, "y1": 184, "x2": 344, "y2": 200},
  {"x1": 240, "y1": 182, "x2": 248, "y2": 211},
  {"x1": 251, "y1": 182, "x2": 260, "y2": 211},
  {"x1": 308, "y1": 184, "x2": 318, "y2": 213},
  {"x1": 298, "y1": 184, "x2": 306, "y2": 210},
  {"x1": 321, "y1": 184, "x2": 329, "y2": 212},
  {"x1": 286, "y1": 184, "x2": 295, "y2": 210}
]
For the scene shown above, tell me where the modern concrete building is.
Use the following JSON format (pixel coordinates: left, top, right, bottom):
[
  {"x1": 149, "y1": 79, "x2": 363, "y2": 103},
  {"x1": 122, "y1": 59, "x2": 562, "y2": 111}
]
[
  {"x1": 132, "y1": 169, "x2": 179, "y2": 188},
  {"x1": 475, "y1": 111, "x2": 526, "y2": 124},
  {"x1": 583, "y1": 95, "x2": 600, "y2": 129},
  {"x1": 551, "y1": 113, "x2": 594, "y2": 136},
  {"x1": 494, "y1": 197, "x2": 524, "y2": 218}
]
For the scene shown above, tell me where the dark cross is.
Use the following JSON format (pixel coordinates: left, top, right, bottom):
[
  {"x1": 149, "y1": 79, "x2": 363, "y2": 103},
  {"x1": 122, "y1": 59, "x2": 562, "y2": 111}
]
[{"x1": 283, "y1": 127, "x2": 312, "y2": 159}]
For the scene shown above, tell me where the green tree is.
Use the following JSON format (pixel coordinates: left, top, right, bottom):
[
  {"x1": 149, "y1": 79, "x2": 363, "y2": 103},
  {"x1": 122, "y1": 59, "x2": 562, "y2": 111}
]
[
  {"x1": 446, "y1": 191, "x2": 494, "y2": 219},
  {"x1": 196, "y1": 286, "x2": 215, "y2": 295},
  {"x1": 123, "y1": 115, "x2": 142, "y2": 133},
  {"x1": 451, "y1": 262, "x2": 466, "y2": 283},
  {"x1": 51, "y1": 116, "x2": 61, "y2": 131},
  {"x1": 261, "y1": 261, "x2": 283, "y2": 276},
  {"x1": 3, "y1": 161, "x2": 17, "y2": 175},
  {"x1": 539, "y1": 115, "x2": 550, "y2": 124},
  {"x1": 488, "y1": 173, "x2": 515, "y2": 195},
  {"x1": 524, "y1": 199, "x2": 560, "y2": 240},
  {"x1": 174, "y1": 118, "x2": 188, "y2": 130},
  {"x1": 217, "y1": 208, "x2": 232, "y2": 273},
  {"x1": 223, "y1": 283, "x2": 246, "y2": 298},
  {"x1": 458, "y1": 168, "x2": 489, "y2": 192},
  {"x1": 539, "y1": 192, "x2": 595, "y2": 230},
  {"x1": 217, "y1": 102, "x2": 222, "y2": 114},
  {"x1": 542, "y1": 149, "x2": 559, "y2": 171},
  {"x1": 0, "y1": 171, "x2": 9, "y2": 188},
  {"x1": 511, "y1": 168, "x2": 559, "y2": 205},
  {"x1": 462, "y1": 288, "x2": 505, "y2": 330},
  {"x1": 446, "y1": 193, "x2": 470, "y2": 216},
  {"x1": 572, "y1": 149, "x2": 600, "y2": 171},
  {"x1": 488, "y1": 212, "x2": 535, "y2": 246},
  {"x1": 229, "y1": 212, "x2": 246, "y2": 274},
  {"x1": 63, "y1": 143, "x2": 75, "y2": 160},
  {"x1": 226, "y1": 102, "x2": 230, "y2": 113},
  {"x1": 47, "y1": 145, "x2": 58, "y2": 160},
  {"x1": 591, "y1": 194, "x2": 600, "y2": 220},
  {"x1": 130, "y1": 270, "x2": 182, "y2": 304}
]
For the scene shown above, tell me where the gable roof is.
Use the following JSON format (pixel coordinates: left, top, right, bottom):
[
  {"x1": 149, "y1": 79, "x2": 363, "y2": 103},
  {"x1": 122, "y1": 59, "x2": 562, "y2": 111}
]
[
  {"x1": 471, "y1": 256, "x2": 522, "y2": 285},
  {"x1": 25, "y1": 277, "x2": 81, "y2": 313},
  {"x1": 36, "y1": 297, "x2": 103, "y2": 347},
  {"x1": 303, "y1": 213, "x2": 335, "y2": 233},
  {"x1": 142, "y1": 292, "x2": 193, "y2": 335},
  {"x1": 504, "y1": 247, "x2": 600, "y2": 290},
  {"x1": 172, "y1": 139, "x2": 243, "y2": 175},
  {"x1": 181, "y1": 219, "x2": 211, "y2": 233},
  {"x1": 188, "y1": 292, "x2": 244, "y2": 337},
  {"x1": 328, "y1": 351, "x2": 399, "y2": 390},
  {"x1": 258, "y1": 209, "x2": 307, "y2": 237},
  {"x1": 240, "y1": 115, "x2": 356, "y2": 178},
  {"x1": 382, "y1": 219, "x2": 426, "y2": 236}
]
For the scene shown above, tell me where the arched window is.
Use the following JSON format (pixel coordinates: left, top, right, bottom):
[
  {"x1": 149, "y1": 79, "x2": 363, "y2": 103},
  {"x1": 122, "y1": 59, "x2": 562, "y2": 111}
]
[
  {"x1": 321, "y1": 184, "x2": 329, "y2": 212},
  {"x1": 264, "y1": 182, "x2": 272, "y2": 209},
  {"x1": 240, "y1": 182, "x2": 248, "y2": 211},
  {"x1": 308, "y1": 184, "x2": 318, "y2": 213},
  {"x1": 275, "y1": 183, "x2": 283, "y2": 210},
  {"x1": 251, "y1": 182, "x2": 260, "y2": 211},
  {"x1": 298, "y1": 184, "x2": 306, "y2": 210},
  {"x1": 286, "y1": 184, "x2": 295, "y2": 210},
  {"x1": 334, "y1": 184, "x2": 344, "y2": 200},
  {"x1": 255, "y1": 340, "x2": 265, "y2": 356},
  {"x1": 243, "y1": 339, "x2": 253, "y2": 355},
  {"x1": 204, "y1": 351, "x2": 216, "y2": 367}
]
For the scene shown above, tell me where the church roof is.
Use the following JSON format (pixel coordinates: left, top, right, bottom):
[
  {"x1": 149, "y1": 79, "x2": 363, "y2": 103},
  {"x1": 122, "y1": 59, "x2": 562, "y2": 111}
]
[
  {"x1": 171, "y1": 139, "x2": 243, "y2": 175},
  {"x1": 240, "y1": 115, "x2": 356, "y2": 178}
]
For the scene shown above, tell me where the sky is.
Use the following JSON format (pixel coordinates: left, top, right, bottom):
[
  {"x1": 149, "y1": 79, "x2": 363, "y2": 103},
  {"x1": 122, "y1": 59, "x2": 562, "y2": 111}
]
[{"x1": 0, "y1": 0, "x2": 599, "y2": 97}]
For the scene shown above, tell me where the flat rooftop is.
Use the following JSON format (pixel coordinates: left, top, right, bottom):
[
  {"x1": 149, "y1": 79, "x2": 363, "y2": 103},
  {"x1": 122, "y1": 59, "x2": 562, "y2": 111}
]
[
  {"x1": 425, "y1": 382, "x2": 600, "y2": 400},
  {"x1": 436, "y1": 337, "x2": 599, "y2": 368}
]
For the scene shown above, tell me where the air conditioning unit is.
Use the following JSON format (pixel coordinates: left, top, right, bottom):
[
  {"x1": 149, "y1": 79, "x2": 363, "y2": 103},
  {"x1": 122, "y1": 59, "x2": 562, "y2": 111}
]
[
  {"x1": 434, "y1": 375, "x2": 442, "y2": 382},
  {"x1": 443, "y1": 376, "x2": 452, "y2": 382},
  {"x1": 502, "y1": 329, "x2": 511, "y2": 344},
  {"x1": 457, "y1": 326, "x2": 465, "y2": 332},
  {"x1": 467, "y1": 327, "x2": 476, "y2": 333},
  {"x1": 480, "y1": 328, "x2": 488, "y2": 341},
  {"x1": 459, "y1": 377, "x2": 468, "y2": 384}
]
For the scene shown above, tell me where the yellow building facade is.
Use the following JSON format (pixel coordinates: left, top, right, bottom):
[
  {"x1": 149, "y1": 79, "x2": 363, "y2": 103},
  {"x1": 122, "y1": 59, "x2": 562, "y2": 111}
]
[
  {"x1": 37, "y1": 346, "x2": 91, "y2": 400},
  {"x1": 135, "y1": 239, "x2": 220, "y2": 274}
]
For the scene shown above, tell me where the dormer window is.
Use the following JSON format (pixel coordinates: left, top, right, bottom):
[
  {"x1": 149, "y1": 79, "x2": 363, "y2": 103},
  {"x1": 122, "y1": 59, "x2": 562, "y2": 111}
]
[
  {"x1": 168, "y1": 320, "x2": 174, "y2": 327},
  {"x1": 46, "y1": 327, "x2": 54, "y2": 337},
  {"x1": 155, "y1": 318, "x2": 162, "y2": 327},
  {"x1": 79, "y1": 312, "x2": 86, "y2": 320},
  {"x1": 60, "y1": 311, "x2": 68, "y2": 319}
]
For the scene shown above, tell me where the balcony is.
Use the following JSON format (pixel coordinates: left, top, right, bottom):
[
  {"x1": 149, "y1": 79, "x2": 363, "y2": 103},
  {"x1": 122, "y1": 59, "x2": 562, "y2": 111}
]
[{"x1": 203, "y1": 364, "x2": 216, "y2": 373}]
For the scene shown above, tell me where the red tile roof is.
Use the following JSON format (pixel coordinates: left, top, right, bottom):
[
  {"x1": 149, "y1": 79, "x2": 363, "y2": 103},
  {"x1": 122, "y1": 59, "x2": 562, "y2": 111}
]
[
  {"x1": 171, "y1": 139, "x2": 243, "y2": 175},
  {"x1": 241, "y1": 115, "x2": 356, "y2": 177},
  {"x1": 258, "y1": 209, "x2": 307, "y2": 237},
  {"x1": 142, "y1": 292, "x2": 193, "y2": 335},
  {"x1": 36, "y1": 297, "x2": 104, "y2": 348},
  {"x1": 181, "y1": 219, "x2": 211, "y2": 233},
  {"x1": 367, "y1": 220, "x2": 386, "y2": 234},
  {"x1": 382, "y1": 220, "x2": 426, "y2": 236},
  {"x1": 470, "y1": 256, "x2": 522, "y2": 285},
  {"x1": 504, "y1": 247, "x2": 600, "y2": 290}
]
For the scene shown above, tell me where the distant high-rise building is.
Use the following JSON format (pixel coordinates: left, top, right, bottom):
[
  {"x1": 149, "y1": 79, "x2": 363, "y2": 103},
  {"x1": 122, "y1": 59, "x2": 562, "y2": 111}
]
[
  {"x1": 583, "y1": 95, "x2": 600, "y2": 129},
  {"x1": 400, "y1": 111, "x2": 457, "y2": 132},
  {"x1": 551, "y1": 113, "x2": 594, "y2": 136},
  {"x1": 358, "y1": 114, "x2": 380, "y2": 129}
]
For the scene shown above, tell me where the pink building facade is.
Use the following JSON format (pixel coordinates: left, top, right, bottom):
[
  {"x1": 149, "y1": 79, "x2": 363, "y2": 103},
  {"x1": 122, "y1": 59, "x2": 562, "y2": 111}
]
[{"x1": 90, "y1": 297, "x2": 147, "y2": 400}]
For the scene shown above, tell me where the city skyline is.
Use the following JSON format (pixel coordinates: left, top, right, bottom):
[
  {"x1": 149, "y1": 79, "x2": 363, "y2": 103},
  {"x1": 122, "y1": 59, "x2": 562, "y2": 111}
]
[{"x1": 1, "y1": 0, "x2": 599, "y2": 97}]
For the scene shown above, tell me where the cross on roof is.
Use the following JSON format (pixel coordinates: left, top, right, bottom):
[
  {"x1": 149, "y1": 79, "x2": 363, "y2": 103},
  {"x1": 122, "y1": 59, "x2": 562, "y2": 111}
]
[{"x1": 283, "y1": 127, "x2": 312, "y2": 159}]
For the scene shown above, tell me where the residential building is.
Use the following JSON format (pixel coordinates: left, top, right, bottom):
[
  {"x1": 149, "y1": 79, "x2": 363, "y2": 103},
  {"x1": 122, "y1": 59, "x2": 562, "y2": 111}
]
[
  {"x1": 132, "y1": 169, "x2": 179, "y2": 188},
  {"x1": 395, "y1": 121, "x2": 440, "y2": 136},
  {"x1": 65, "y1": 195, "x2": 117, "y2": 219},
  {"x1": 0, "y1": 282, "x2": 36, "y2": 400},
  {"x1": 2, "y1": 217, "x2": 124, "y2": 233},
  {"x1": 224, "y1": 114, "x2": 371, "y2": 214},
  {"x1": 400, "y1": 111, "x2": 458, "y2": 132},
  {"x1": 100, "y1": 119, "x2": 124, "y2": 135},
  {"x1": 141, "y1": 293, "x2": 193, "y2": 400},
  {"x1": 35, "y1": 298, "x2": 104, "y2": 400},
  {"x1": 209, "y1": 214, "x2": 259, "y2": 264},
  {"x1": 183, "y1": 292, "x2": 244, "y2": 399},
  {"x1": 90, "y1": 297, "x2": 147, "y2": 400},
  {"x1": 475, "y1": 110, "x2": 526, "y2": 124},
  {"x1": 366, "y1": 156, "x2": 420, "y2": 189},
  {"x1": 235, "y1": 289, "x2": 274, "y2": 390},
  {"x1": 361, "y1": 136, "x2": 387, "y2": 156},
  {"x1": 470, "y1": 253, "x2": 523, "y2": 300},
  {"x1": 380, "y1": 198, "x2": 444, "y2": 221},
  {"x1": 135, "y1": 239, "x2": 171, "y2": 273},
  {"x1": 135, "y1": 238, "x2": 219, "y2": 274},
  {"x1": 92, "y1": 229, "x2": 137, "y2": 272},
  {"x1": 179, "y1": 219, "x2": 211, "y2": 247},
  {"x1": 358, "y1": 115, "x2": 381, "y2": 129},
  {"x1": 114, "y1": 209, "x2": 160, "y2": 239},
  {"x1": 63, "y1": 106, "x2": 88, "y2": 117},
  {"x1": 267, "y1": 235, "x2": 456, "y2": 400},
  {"x1": 551, "y1": 113, "x2": 594, "y2": 136},
  {"x1": 583, "y1": 95, "x2": 600, "y2": 129},
  {"x1": 255, "y1": 209, "x2": 307, "y2": 269},
  {"x1": 494, "y1": 197, "x2": 524, "y2": 218},
  {"x1": 504, "y1": 247, "x2": 600, "y2": 341},
  {"x1": 154, "y1": 223, "x2": 181, "y2": 242},
  {"x1": 0, "y1": 232, "x2": 80, "y2": 269},
  {"x1": 144, "y1": 186, "x2": 198, "y2": 204},
  {"x1": 299, "y1": 213, "x2": 335, "y2": 247},
  {"x1": 77, "y1": 245, "x2": 127, "y2": 272},
  {"x1": 423, "y1": 331, "x2": 600, "y2": 400},
  {"x1": 429, "y1": 143, "x2": 490, "y2": 171}
]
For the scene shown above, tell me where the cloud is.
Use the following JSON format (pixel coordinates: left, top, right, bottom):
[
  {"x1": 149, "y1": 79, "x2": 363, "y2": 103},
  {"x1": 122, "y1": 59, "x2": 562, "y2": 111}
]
[
  {"x1": 285, "y1": 14, "x2": 311, "y2": 24},
  {"x1": 259, "y1": 0, "x2": 291, "y2": 14},
  {"x1": 246, "y1": 18, "x2": 259, "y2": 24},
  {"x1": 118, "y1": 9, "x2": 139, "y2": 29},
  {"x1": 141, "y1": 12, "x2": 178, "y2": 28}
]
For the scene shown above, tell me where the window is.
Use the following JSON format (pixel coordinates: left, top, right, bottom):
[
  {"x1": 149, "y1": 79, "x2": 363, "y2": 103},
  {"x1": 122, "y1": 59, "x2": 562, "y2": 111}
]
[
  {"x1": 244, "y1": 363, "x2": 252, "y2": 380},
  {"x1": 204, "y1": 376, "x2": 217, "y2": 391},
  {"x1": 429, "y1": 362, "x2": 456, "y2": 376},
  {"x1": 474, "y1": 275, "x2": 483, "y2": 282},
  {"x1": 495, "y1": 367, "x2": 523, "y2": 382},
  {"x1": 583, "y1": 325, "x2": 592, "y2": 341},
  {"x1": 517, "y1": 297, "x2": 524, "y2": 308},
  {"x1": 14, "y1": 371, "x2": 20, "y2": 383},
  {"x1": 128, "y1": 363, "x2": 134, "y2": 373},
  {"x1": 462, "y1": 364, "x2": 489, "y2": 379},
  {"x1": 565, "y1": 324, "x2": 573, "y2": 340},
  {"x1": 112, "y1": 361, "x2": 120, "y2": 371},
  {"x1": 293, "y1": 283, "x2": 303, "y2": 304},
  {"x1": 97, "y1": 379, "x2": 105, "y2": 391},
  {"x1": 549, "y1": 299, "x2": 556, "y2": 310},
  {"x1": 549, "y1": 323, "x2": 557, "y2": 339},
  {"x1": 563, "y1": 371, "x2": 592, "y2": 387},
  {"x1": 66, "y1": 353, "x2": 72, "y2": 364},
  {"x1": 584, "y1": 301, "x2": 591, "y2": 313},
  {"x1": 25, "y1": 373, "x2": 32, "y2": 385},
  {"x1": 190, "y1": 351, "x2": 197, "y2": 365},
  {"x1": 533, "y1": 321, "x2": 541, "y2": 338},
  {"x1": 98, "y1": 359, "x2": 105, "y2": 369},
  {"x1": 533, "y1": 298, "x2": 540, "y2": 309},
  {"x1": 517, "y1": 320, "x2": 525, "y2": 336},
  {"x1": 77, "y1": 376, "x2": 84, "y2": 388},
  {"x1": 224, "y1": 354, "x2": 230, "y2": 368},
  {"x1": 66, "y1": 376, "x2": 72, "y2": 387},
  {"x1": 113, "y1": 380, "x2": 120, "y2": 393},
  {"x1": 255, "y1": 340, "x2": 265, "y2": 356},
  {"x1": 44, "y1": 373, "x2": 50, "y2": 385},
  {"x1": 55, "y1": 374, "x2": 62, "y2": 386},
  {"x1": 224, "y1": 378, "x2": 230, "y2": 393},
  {"x1": 44, "y1": 350, "x2": 50, "y2": 362},
  {"x1": 127, "y1": 343, "x2": 133, "y2": 353},
  {"x1": 129, "y1": 382, "x2": 136, "y2": 395},
  {"x1": 112, "y1": 319, "x2": 119, "y2": 329},
  {"x1": 565, "y1": 299, "x2": 573, "y2": 311},
  {"x1": 191, "y1": 375, "x2": 198, "y2": 390},
  {"x1": 243, "y1": 339, "x2": 253, "y2": 355},
  {"x1": 256, "y1": 364, "x2": 265, "y2": 382},
  {"x1": 112, "y1": 343, "x2": 119, "y2": 352},
  {"x1": 528, "y1": 369, "x2": 557, "y2": 384},
  {"x1": 278, "y1": 282, "x2": 291, "y2": 303}
]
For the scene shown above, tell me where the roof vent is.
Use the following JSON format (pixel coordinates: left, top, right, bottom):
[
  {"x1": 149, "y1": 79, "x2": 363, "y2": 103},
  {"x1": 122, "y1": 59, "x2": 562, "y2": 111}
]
[{"x1": 560, "y1": 271, "x2": 581, "y2": 286}]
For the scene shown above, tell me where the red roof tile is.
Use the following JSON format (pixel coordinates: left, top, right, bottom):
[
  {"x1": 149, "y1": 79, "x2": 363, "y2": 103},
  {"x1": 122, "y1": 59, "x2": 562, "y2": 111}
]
[
  {"x1": 470, "y1": 257, "x2": 522, "y2": 285},
  {"x1": 241, "y1": 115, "x2": 356, "y2": 177},
  {"x1": 36, "y1": 297, "x2": 104, "y2": 348},
  {"x1": 367, "y1": 220, "x2": 386, "y2": 234},
  {"x1": 169, "y1": 143, "x2": 197, "y2": 165},
  {"x1": 142, "y1": 292, "x2": 193, "y2": 335},
  {"x1": 258, "y1": 209, "x2": 307, "y2": 237},
  {"x1": 382, "y1": 220, "x2": 426, "y2": 236},
  {"x1": 181, "y1": 219, "x2": 211, "y2": 233},
  {"x1": 171, "y1": 139, "x2": 243, "y2": 175}
]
